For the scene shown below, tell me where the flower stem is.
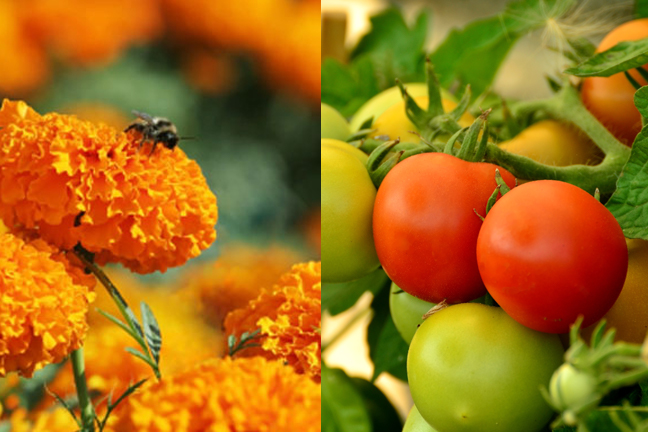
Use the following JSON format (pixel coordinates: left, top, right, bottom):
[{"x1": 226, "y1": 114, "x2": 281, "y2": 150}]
[{"x1": 71, "y1": 348, "x2": 95, "y2": 432}]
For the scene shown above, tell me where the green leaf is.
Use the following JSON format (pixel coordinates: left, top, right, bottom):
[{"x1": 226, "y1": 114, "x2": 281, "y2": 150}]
[
  {"x1": 605, "y1": 122, "x2": 648, "y2": 238},
  {"x1": 350, "y1": 378, "x2": 403, "y2": 432},
  {"x1": 367, "y1": 280, "x2": 409, "y2": 381},
  {"x1": 321, "y1": 7, "x2": 427, "y2": 116},
  {"x1": 637, "y1": 0, "x2": 648, "y2": 19},
  {"x1": 322, "y1": 365, "x2": 372, "y2": 432},
  {"x1": 564, "y1": 39, "x2": 648, "y2": 77},
  {"x1": 636, "y1": 86, "x2": 648, "y2": 125},
  {"x1": 140, "y1": 302, "x2": 162, "y2": 365},
  {"x1": 322, "y1": 268, "x2": 390, "y2": 316},
  {"x1": 431, "y1": 0, "x2": 575, "y2": 98},
  {"x1": 96, "y1": 308, "x2": 137, "y2": 339},
  {"x1": 124, "y1": 347, "x2": 156, "y2": 369}
]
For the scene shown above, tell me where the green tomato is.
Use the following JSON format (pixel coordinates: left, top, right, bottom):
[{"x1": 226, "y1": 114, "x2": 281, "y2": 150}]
[
  {"x1": 350, "y1": 83, "x2": 428, "y2": 132},
  {"x1": 322, "y1": 103, "x2": 351, "y2": 141},
  {"x1": 390, "y1": 283, "x2": 435, "y2": 344},
  {"x1": 321, "y1": 140, "x2": 379, "y2": 282},
  {"x1": 408, "y1": 303, "x2": 564, "y2": 432},
  {"x1": 403, "y1": 405, "x2": 438, "y2": 432}
]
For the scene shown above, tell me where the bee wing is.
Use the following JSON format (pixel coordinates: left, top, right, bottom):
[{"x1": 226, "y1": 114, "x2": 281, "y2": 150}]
[{"x1": 132, "y1": 110, "x2": 155, "y2": 122}]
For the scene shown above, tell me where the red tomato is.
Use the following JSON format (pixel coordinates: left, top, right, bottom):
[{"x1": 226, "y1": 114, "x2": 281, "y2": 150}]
[
  {"x1": 476, "y1": 180, "x2": 628, "y2": 333},
  {"x1": 373, "y1": 153, "x2": 516, "y2": 303},
  {"x1": 581, "y1": 19, "x2": 648, "y2": 146}
]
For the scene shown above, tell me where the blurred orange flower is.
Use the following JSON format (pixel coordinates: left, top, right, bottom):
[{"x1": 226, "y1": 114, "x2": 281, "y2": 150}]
[
  {"x1": 109, "y1": 357, "x2": 321, "y2": 431},
  {"x1": 224, "y1": 261, "x2": 322, "y2": 381},
  {"x1": 183, "y1": 243, "x2": 303, "y2": 326},
  {"x1": 0, "y1": 1, "x2": 49, "y2": 97},
  {"x1": 181, "y1": 48, "x2": 238, "y2": 95},
  {"x1": 21, "y1": 0, "x2": 163, "y2": 65},
  {"x1": 9, "y1": 406, "x2": 94, "y2": 432},
  {"x1": 0, "y1": 232, "x2": 95, "y2": 377},
  {"x1": 0, "y1": 100, "x2": 218, "y2": 274}
]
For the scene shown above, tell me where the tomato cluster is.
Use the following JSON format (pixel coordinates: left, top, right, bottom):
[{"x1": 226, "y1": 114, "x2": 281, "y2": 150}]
[{"x1": 322, "y1": 49, "x2": 636, "y2": 429}]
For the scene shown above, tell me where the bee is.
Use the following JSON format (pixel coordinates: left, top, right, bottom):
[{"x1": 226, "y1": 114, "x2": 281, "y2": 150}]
[{"x1": 124, "y1": 110, "x2": 180, "y2": 155}]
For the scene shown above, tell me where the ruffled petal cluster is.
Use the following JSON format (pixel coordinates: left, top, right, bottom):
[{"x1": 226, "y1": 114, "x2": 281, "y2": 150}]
[
  {"x1": 0, "y1": 100, "x2": 218, "y2": 274},
  {"x1": 184, "y1": 243, "x2": 302, "y2": 325},
  {"x1": 9, "y1": 406, "x2": 90, "y2": 432},
  {"x1": 224, "y1": 262, "x2": 322, "y2": 381},
  {"x1": 109, "y1": 357, "x2": 321, "y2": 432},
  {"x1": 21, "y1": 0, "x2": 163, "y2": 65},
  {"x1": 0, "y1": 233, "x2": 95, "y2": 377}
]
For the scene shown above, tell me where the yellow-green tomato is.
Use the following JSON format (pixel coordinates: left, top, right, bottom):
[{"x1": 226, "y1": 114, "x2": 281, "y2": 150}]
[
  {"x1": 322, "y1": 103, "x2": 351, "y2": 141},
  {"x1": 403, "y1": 405, "x2": 438, "y2": 432},
  {"x1": 350, "y1": 83, "x2": 429, "y2": 132},
  {"x1": 390, "y1": 283, "x2": 435, "y2": 344},
  {"x1": 498, "y1": 120, "x2": 602, "y2": 166},
  {"x1": 321, "y1": 140, "x2": 379, "y2": 282},
  {"x1": 373, "y1": 96, "x2": 474, "y2": 143},
  {"x1": 408, "y1": 303, "x2": 564, "y2": 432}
]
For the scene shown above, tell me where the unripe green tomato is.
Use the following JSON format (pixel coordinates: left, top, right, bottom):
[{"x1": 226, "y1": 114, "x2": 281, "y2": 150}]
[
  {"x1": 321, "y1": 103, "x2": 351, "y2": 141},
  {"x1": 403, "y1": 405, "x2": 438, "y2": 432},
  {"x1": 350, "y1": 83, "x2": 429, "y2": 132},
  {"x1": 390, "y1": 282, "x2": 435, "y2": 344},
  {"x1": 549, "y1": 364, "x2": 599, "y2": 411},
  {"x1": 408, "y1": 303, "x2": 564, "y2": 432},
  {"x1": 321, "y1": 140, "x2": 379, "y2": 282}
]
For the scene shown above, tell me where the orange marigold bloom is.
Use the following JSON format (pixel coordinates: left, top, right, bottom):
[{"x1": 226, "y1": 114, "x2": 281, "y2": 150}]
[
  {"x1": 109, "y1": 357, "x2": 321, "y2": 432},
  {"x1": 9, "y1": 406, "x2": 93, "y2": 432},
  {"x1": 183, "y1": 243, "x2": 303, "y2": 325},
  {"x1": 224, "y1": 262, "x2": 322, "y2": 381},
  {"x1": 0, "y1": 100, "x2": 218, "y2": 274},
  {"x1": 0, "y1": 232, "x2": 95, "y2": 377},
  {"x1": 21, "y1": 0, "x2": 163, "y2": 65}
]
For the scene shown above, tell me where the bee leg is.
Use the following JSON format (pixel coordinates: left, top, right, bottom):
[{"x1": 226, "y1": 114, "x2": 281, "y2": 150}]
[
  {"x1": 139, "y1": 136, "x2": 147, "y2": 151},
  {"x1": 124, "y1": 124, "x2": 137, "y2": 133},
  {"x1": 149, "y1": 140, "x2": 158, "y2": 156}
]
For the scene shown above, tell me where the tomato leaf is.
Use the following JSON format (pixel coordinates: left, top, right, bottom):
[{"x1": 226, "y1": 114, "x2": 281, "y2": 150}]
[
  {"x1": 322, "y1": 365, "x2": 373, "y2": 432},
  {"x1": 430, "y1": 0, "x2": 575, "y2": 98},
  {"x1": 322, "y1": 268, "x2": 389, "y2": 316},
  {"x1": 367, "y1": 280, "x2": 409, "y2": 382},
  {"x1": 637, "y1": 0, "x2": 648, "y2": 19},
  {"x1": 564, "y1": 38, "x2": 648, "y2": 77},
  {"x1": 321, "y1": 7, "x2": 428, "y2": 116},
  {"x1": 350, "y1": 377, "x2": 403, "y2": 432}
]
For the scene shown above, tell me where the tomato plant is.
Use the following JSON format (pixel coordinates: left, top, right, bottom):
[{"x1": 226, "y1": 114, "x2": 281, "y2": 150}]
[
  {"x1": 321, "y1": 103, "x2": 351, "y2": 141},
  {"x1": 549, "y1": 364, "x2": 599, "y2": 412},
  {"x1": 373, "y1": 152, "x2": 515, "y2": 303},
  {"x1": 372, "y1": 96, "x2": 474, "y2": 143},
  {"x1": 408, "y1": 303, "x2": 564, "y2": 432},
  {"x1": 389, "y1": 282, "x2": 434, "y2": 344},
  {"x1": 581, "y1": 19, "x2": 648, "y2": 146},
  {"x1": 321, "y1": 140, "x2": 380, "y2": 283},
  {"x1": 350, "y1": 83, "x2": 428, "y2": 132},
  {"x1": 477, "y1": 180, "x2": 628, "y2": 334},
  {"x1": 498, "y1": 120, "x2": 602, "y2": 167}
]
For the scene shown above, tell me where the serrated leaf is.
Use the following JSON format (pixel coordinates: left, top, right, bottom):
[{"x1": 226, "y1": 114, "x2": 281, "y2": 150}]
[
  {"x1": 350, "y1": 378, "x2": 402, "y2": 432},
  {"x1": 565, "y1": 38, "x2": 648, "y2": 77},
  {"x1": 140, "y1": 302, "x2": 162, "y2": 365},
  {"x1": 322, "y1": 268, "x2": 389, "y2": 316},
  {"x1": 367, "y1": 280, "x2": 409, "y2": 382},
  {"x1": 431, "y1": 0, "x2": 575, "y2": 98},
  {"x1": 605, "y1": 123, "x2": 648, "y2": 238},
  {"x1": 322, "y1": 366, "x2": 372, "y2": 432}
]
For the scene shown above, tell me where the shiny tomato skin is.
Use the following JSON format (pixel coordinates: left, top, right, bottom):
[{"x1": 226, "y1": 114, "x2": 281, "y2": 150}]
[
  {"x1": 581, "y1": 19, "x2": 648, "y2": 146},
  {"x1": 373, "y1": 153, "x2": 516, "y2": 303},
  {"x1": 476, "y1": 180, "x2": 628, "y2": 333}
]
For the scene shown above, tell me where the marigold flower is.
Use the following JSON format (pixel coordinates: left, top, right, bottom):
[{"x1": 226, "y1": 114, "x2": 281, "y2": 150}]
[
  {"x1": 9, "y1": 406, "x2": 91, "y2": 432},
  {"x1": 183, "y1": 243, "x2": 303, "y2": 325},
  {"x1": 0, "y1": 100, "x2": 218, "y2": 274},
  {"x1": 0, "y1": 232, "x2": 95, "y2": 377},
  {"x1": 224, "y1": 262, "x2": 322, "y2": 381},
  {"x1": 21, "y1": 0, "x2": 163, "y2": 65},
  {"x1": 109, "y1": 357, "x2": 321, "y2": 432}
]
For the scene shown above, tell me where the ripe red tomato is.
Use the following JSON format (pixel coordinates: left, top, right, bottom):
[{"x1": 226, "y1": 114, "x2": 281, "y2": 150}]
[
  {"x1": 476, "y1": 180, "x2": 628, "y2": 333},
  {"x1": 581, "y1": 19, "x2": 648, "y2": 146},
  {"x1": 373, "y1": 153, "x2": 516, "y2": 303}
]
